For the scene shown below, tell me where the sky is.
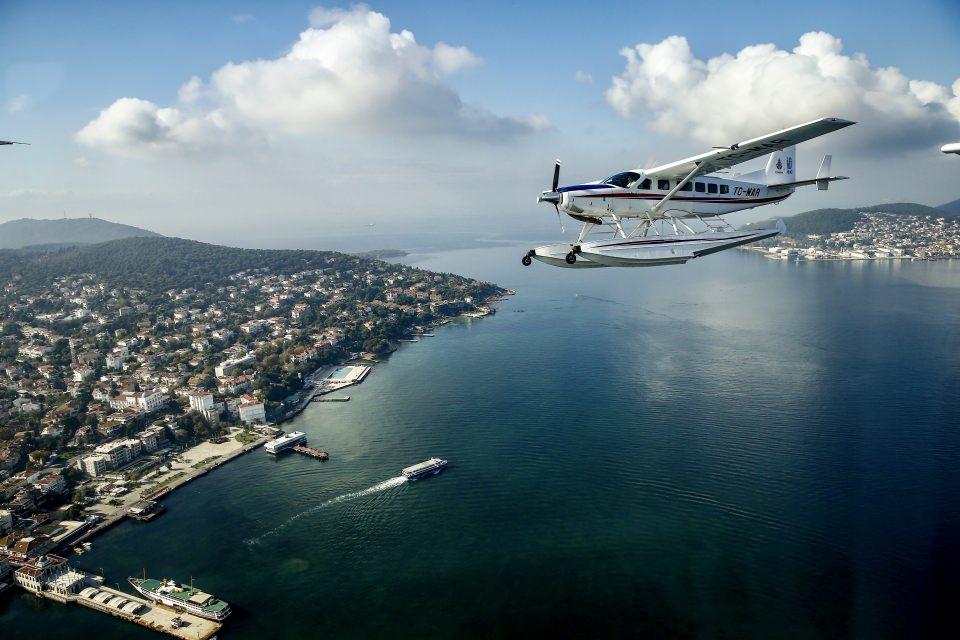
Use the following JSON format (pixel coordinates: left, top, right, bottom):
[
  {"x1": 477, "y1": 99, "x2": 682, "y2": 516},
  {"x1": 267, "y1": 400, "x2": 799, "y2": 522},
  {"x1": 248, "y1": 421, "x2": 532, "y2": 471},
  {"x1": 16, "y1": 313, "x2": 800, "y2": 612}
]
[{"x1": 2, "y1": 0, "x2": 960, "y2": 246}]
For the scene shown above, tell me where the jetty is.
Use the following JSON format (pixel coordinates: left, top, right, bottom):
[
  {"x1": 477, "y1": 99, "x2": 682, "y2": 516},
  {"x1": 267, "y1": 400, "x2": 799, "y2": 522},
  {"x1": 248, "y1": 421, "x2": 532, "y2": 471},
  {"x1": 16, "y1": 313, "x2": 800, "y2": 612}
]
[
  {"x1": 291, "y1": 444, "x2": 329, "y2": 460},
  {"x1": 11, "y1": 556, "x2": 220, "y2": 640},
  {"x1": 314, "y1": 395, "x2": 350, "y2": 402}
]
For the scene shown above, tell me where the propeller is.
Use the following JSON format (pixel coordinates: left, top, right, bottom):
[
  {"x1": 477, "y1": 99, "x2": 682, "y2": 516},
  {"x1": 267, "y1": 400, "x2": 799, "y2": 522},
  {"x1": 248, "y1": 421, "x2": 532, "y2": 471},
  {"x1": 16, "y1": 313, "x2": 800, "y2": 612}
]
[
  {"x1": 551, "y1": 160, "x2": 564, "y2": 232},
  {"x1": 536, "y1": 159, "x2": 565, "y2": 232}
]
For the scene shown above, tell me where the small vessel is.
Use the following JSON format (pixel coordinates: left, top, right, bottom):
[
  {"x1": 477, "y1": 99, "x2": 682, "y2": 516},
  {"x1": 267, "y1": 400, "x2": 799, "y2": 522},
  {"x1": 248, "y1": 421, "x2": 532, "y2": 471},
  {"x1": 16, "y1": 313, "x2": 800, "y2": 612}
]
[
  {"x1": 129, "y1": 577, "x2": 231, "y2": 621},
  {"x1": 81, "y1": 541, "x2": 92, "y2": 550},
  {"x1": 73, "y1": 546, "x2": 85, "y2": 555},
  {"x1": 402, "y1": 457, "x2": 448, "y2": 480},
  {"x1": 265, "y1": 431, "x2": 307, "y2": 454}
]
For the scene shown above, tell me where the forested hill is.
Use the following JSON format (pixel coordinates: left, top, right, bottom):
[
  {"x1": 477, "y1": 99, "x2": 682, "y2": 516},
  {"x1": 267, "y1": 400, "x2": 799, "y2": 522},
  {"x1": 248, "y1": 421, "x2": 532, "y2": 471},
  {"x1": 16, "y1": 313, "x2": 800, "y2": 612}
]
[
  {"x1": 0, "y1": 217, "x2": 160, "y2": 249},
  {"x1": 746, "y1": 202, "x2": 954, "y2": 237},
  {"x1": 939, "y1": 197, "x2": 960, "y2": 217},
  {"x1": 0, "y1": 236, "x2": 438, "y2": 293}
]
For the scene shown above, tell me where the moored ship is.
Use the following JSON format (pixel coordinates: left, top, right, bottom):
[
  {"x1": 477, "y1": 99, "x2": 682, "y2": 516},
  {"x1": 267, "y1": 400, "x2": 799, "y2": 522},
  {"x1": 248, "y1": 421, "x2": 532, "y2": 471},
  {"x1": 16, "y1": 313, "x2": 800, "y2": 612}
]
[
  {"x1": 265, "y1": 430, "x2": 307, "y2": 454},
  {"x1": 128, "y1": 577, "x2": 231, "y2": 621},
  {"x1": 402, "y1": 457, "x2": 448, "y2": 479}
]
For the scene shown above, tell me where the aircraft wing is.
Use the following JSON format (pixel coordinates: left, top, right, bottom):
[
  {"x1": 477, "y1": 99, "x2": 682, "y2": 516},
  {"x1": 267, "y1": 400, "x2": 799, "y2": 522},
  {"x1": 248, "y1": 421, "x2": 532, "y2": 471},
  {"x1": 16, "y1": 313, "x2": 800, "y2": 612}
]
[
  {"x1": 641, "y1": 117, "x2": 854, "y2": 180},
  {"x1": 1, "y1": 140, "x2": 29, "y2": 145}
]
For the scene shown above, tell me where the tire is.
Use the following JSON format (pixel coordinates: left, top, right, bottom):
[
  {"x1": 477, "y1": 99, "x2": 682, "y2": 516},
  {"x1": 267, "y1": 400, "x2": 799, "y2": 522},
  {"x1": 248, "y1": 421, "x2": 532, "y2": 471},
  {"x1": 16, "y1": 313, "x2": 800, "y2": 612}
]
[
  {"x1": 565, "y1": 252, "x2": 577, "y2": 264},
  {"x1": 521, "y1": 255, "x2": 532, "y2": 266}
]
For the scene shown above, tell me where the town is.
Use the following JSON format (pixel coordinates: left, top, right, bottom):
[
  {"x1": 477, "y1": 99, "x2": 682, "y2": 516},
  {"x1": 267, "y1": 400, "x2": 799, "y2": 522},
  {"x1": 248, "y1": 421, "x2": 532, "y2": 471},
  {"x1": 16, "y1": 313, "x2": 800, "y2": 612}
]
[
  {"x1": 751, "y1": 211, "x2": 960, "y2": 261},
  {"x1": 0, "y1": 240, "x2": 505, "y2": 608}
]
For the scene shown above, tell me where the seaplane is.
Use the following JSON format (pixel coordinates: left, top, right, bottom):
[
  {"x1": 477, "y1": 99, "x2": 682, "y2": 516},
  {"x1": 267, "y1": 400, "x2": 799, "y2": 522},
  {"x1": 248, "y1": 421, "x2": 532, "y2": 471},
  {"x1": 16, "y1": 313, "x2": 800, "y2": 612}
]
[{"x1": 525, "y1": 117, "x2": 855, "y2": 268}]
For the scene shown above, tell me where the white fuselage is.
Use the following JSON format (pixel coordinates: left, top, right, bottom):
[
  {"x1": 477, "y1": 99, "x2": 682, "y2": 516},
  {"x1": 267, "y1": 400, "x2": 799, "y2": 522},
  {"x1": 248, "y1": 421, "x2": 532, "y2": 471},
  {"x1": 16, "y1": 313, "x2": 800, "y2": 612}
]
[{"x1": 556, "y1": 174, "x2": 790, "y2": 220}]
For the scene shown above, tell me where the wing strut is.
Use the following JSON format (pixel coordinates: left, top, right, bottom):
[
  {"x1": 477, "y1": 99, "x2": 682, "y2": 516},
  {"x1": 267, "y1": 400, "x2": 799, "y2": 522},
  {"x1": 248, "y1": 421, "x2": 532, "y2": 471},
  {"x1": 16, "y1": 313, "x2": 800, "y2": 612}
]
[{"x1": 650, "y1": 162, "x2": 701, "y2": 215}]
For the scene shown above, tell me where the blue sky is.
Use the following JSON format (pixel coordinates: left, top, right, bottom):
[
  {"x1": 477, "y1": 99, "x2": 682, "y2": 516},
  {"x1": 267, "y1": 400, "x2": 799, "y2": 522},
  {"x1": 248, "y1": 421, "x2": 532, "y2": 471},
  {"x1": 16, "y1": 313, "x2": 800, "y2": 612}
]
[{"x1": 2, "y1": 1, "x2": 960, "y2": 243}]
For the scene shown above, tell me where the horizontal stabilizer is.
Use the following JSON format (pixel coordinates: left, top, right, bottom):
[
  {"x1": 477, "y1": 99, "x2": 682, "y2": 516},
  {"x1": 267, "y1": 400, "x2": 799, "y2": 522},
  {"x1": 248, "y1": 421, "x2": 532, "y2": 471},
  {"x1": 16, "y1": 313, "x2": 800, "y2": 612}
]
[{"x1": 768, "y1": 176, "x2": 848, "y2": 191}]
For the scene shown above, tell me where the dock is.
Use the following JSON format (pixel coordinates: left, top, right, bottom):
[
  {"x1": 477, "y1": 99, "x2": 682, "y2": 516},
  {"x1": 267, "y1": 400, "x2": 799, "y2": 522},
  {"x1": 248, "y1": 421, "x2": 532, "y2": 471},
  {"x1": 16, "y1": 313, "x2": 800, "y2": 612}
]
[
  {"x1": 76, "y1": 584, "x2": 221, "y2": 640},
  {"x1": 314, "y1": 395, "x2": 350, "y2": 402},
  {"x1": 291, "y1": 444, "x2": 329, "y2": 460},
  {"x1": 12, "y1": 556, "x2": 221, "y2": 640}
]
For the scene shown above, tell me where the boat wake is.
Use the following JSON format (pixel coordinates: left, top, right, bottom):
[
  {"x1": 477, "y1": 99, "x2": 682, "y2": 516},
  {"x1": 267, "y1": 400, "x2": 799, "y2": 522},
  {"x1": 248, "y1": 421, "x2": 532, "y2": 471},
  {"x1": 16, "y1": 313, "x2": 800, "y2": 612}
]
[{"x1": 245, "y1": 475, "x2": 408, "y2": 545}]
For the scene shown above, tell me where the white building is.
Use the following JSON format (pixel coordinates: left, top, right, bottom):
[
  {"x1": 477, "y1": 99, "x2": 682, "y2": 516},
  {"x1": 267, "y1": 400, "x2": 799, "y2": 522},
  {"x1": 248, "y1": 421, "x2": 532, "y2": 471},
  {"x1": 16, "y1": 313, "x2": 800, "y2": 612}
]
[
  {"x1": 109, "y1": 390, "x2": 165, "y2": 413},
  {"x1": 188, "y1": 391, "x2": 214, "y2": 412},
  {"x1": 215, "y1": 353, "x2": 256, "y2": 378},
  {"x1": 79, "y1": 455, "x2": 109, "y2": 478},
  {"x1": 238, "y1": 396, "x2": 266, "y2": 424}
]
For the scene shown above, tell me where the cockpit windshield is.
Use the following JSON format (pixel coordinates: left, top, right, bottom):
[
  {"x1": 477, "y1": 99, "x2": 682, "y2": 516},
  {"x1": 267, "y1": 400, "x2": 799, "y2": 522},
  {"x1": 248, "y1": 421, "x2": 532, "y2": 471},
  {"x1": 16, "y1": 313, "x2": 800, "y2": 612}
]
[{"x1": 604, "y1": 171, "x2": 642, "y2": 188}]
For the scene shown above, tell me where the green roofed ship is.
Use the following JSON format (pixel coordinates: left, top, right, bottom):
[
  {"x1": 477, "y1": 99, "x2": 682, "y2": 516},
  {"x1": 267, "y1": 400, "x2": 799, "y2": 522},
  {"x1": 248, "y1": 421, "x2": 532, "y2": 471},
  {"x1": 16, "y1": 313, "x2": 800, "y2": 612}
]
[{"x1": 128, "y1": 577, "x2": 231, "y2": 621}]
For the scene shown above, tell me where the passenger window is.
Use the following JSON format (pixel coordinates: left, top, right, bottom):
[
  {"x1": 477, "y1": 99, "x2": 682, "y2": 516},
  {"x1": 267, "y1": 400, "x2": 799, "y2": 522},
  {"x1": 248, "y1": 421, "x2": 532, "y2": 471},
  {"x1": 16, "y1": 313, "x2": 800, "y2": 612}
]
[
  {"x1": 719, "y1": 184, "x2": 729, "y2": 194},
  {"x1": 640, "y1": 179, "x2": 651, "y2": 190},
  {"x1": 707, "y1": 183, "x2": 718, "y2": 194},
  {"x1": 658, "y1": 179, "x2": 669, "y2": 190},
  {"x1": 694, "y1": 182, "x2": 705, "y2": 193},
  {"x1": 679, "y1": 182, "x2": 693, "y2": 191}
]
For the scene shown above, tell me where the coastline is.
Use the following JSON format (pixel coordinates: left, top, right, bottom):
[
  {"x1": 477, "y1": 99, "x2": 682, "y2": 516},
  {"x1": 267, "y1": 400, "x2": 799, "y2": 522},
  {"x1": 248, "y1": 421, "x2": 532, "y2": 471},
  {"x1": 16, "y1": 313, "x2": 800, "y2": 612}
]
[{"x1": 63, "y1": 291, "x2": 509, "y2": 553}]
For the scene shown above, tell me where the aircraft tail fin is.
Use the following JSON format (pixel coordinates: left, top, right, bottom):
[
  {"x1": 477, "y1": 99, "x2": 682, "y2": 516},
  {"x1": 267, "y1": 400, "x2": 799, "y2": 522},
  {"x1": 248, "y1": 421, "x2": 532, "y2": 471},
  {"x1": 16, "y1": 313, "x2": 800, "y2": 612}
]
[{"x1": 764, "y1": 145, "x2": 796, "y2": 185}]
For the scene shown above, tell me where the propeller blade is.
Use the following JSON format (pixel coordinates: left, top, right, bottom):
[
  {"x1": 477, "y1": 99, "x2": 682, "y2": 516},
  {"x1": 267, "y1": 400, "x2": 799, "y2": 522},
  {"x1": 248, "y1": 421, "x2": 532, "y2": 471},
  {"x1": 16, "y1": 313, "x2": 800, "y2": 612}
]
[
  {"x1": 555, "y1": 205, "x2": 565, "y2": 233},
  {"x1": 552, "y1": 159, "x2": 561, "y2": 192}
]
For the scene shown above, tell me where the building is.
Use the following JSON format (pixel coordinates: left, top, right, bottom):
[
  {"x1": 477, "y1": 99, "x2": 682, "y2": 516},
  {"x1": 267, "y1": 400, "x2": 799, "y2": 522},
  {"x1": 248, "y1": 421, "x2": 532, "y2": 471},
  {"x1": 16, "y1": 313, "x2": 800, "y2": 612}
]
[
  {"x1": 188, "y1": 391, "x2": 214, "y2": 412},
  {"x1": 79, "y1": 455, "x2": 109, "y2": 478},
  {"x1": 238, "y1": 395, "x2": 266, "y2": 425},
  {"x1": 215, "y1": 353, "x2": 256, "y2": 378},
  {"x1": 91, "y1": 438, "x2": 143, "y2": 469},
  {"x1": 108, "y1": 389, "x2": 165, "y2": 413},
  {"x1": 137, "y1": 430, "x2": 160, "y2": 453},
  {"x1": 0, "y1": 508, "x2": 12, "y2": 535},
  {"x1": 34, "y1": 474, "x2": 66, "y2": 495}
]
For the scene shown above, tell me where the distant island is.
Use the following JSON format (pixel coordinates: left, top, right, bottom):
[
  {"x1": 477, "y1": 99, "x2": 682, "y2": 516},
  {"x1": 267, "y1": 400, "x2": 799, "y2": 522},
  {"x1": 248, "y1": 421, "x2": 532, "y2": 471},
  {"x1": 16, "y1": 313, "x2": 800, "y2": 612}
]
[
  {"x1": 746, "y1": 201, "x2": 957, "y2": 238},
  {"x1": 743, "y1": 201, "x2": 960, "y2": 261},
  {"x1": 0, "y1": 217, "x2": 160, "y2": 250},
  {"x1": 353, "y1": 249, "x2": 409, "y2": 259}
]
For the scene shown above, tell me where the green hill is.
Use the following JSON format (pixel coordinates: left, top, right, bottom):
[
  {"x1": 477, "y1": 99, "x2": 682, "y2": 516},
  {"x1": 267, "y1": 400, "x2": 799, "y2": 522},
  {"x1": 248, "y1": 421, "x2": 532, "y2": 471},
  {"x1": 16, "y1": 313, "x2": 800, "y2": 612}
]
[
  {"x1": 746, "y1": 202, "x2": 954, "y2": 237},
  {"x1": 0, "y1": 217, "x2": 160, "y2": 249},
  {"x1": 939, "y1": 197, "x2": 960, "y2": 217},
  {"x1": 0, "y1": 236, "x2": 473, "y2": 295}
]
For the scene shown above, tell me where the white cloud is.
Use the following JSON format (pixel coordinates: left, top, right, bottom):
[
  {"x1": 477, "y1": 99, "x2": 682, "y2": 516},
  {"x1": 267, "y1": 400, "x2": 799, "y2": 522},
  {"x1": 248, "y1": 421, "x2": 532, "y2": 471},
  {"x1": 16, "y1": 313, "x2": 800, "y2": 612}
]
[
  {"x1": 73, "y1": 156, "x2": 90, "y2": 168},
  {"x1": 574, "y1": 70, "x2": 593, "y2": 84},
  {"x1": 7, "y1": 94, "x2": 30, "y2": 113},
  {"x1": 230, "y1": 14, "x2": 255, "y2": 24},
  {"x1": 606, "y1": 32, "x2": 960, "y2": 152},
  {"x1": 78, "y1": 5, "x2": 545, "y2": 156}
]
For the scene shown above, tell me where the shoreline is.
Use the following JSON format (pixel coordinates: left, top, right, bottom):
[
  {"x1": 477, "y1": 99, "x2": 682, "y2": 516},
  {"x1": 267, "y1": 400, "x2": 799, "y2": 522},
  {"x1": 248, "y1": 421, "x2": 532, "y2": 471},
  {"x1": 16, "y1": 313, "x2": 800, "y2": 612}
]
[{"x1": 65, "y1": 292, "x2": 508, "y2": 552}]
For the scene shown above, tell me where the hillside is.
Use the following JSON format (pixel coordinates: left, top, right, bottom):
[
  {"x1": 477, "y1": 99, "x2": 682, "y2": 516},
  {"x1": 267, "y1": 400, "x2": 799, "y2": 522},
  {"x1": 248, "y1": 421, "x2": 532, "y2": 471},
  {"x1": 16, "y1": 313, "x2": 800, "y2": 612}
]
[
  {"x1": 746, "y1": 202, "x2": 954, "y2": 237},
  {"x1": 939, "y1": 197, "x2": 960, "y2": 217},
  {"x1": 0, "y1": 236, "x2": 486, "y2": 295},
  {"x1": 0, "y1": 217, "x2": 160, "y2": 249}
]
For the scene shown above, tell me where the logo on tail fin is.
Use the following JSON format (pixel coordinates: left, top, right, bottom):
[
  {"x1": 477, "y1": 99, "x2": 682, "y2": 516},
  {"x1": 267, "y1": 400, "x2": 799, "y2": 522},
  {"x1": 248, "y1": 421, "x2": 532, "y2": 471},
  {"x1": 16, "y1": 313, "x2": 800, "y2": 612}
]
[{"x1": 776, "y1": 158, "x2": 783, "y2": 171}]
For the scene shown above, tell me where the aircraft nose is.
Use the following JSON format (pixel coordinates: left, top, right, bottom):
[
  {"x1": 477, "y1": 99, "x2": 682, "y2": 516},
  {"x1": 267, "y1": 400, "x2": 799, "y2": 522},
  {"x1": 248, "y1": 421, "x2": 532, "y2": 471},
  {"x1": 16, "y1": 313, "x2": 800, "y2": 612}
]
[{"x1": 538, "y1": 190, "x2": 561, "y2": 205}]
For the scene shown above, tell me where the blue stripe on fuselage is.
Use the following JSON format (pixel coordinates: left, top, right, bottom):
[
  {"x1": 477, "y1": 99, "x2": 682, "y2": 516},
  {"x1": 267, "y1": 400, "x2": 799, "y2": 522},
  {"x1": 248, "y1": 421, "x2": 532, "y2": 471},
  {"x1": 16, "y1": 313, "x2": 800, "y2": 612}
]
[{"x1": 556, "y1": 183, "x2": 615, "y2": 193}]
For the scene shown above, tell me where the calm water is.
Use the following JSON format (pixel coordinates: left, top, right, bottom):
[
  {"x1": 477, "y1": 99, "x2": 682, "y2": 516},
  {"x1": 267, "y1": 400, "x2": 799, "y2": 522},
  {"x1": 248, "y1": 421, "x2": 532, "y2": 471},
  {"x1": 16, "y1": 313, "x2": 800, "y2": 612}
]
[{"x1": 3, "y1": 247, "x2": 959, "y2": 639}]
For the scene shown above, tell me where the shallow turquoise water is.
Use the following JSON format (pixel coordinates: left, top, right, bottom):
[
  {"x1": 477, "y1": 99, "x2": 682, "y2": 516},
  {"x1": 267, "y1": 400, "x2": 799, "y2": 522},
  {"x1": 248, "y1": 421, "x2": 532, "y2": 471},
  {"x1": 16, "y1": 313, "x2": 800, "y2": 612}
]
[{"x1": 3, "y1": 247, "x2": 959, "y2": 639}]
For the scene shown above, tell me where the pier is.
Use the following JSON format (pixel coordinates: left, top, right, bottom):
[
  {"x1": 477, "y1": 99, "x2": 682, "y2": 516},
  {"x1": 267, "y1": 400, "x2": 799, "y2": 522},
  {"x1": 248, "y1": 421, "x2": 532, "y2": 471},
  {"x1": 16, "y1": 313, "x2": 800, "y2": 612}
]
[
  {"x1": 314, "y1": 395, "x2": 350, "y2": 402},
  {"x1": 75, "y1": 584, "x2": 221, "y2": 640},
  {"x1": 12, "y1": 556, "x2": 221, "y2": 640},
  {"x1": 291, "y1": 444, "x2": 329, "y2": 460}
]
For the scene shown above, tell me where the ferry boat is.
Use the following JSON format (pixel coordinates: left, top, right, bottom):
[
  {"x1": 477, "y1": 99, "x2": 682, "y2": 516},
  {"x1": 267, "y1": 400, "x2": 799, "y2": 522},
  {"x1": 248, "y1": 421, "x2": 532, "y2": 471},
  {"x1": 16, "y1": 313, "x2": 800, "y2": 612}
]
[
  {"x1": 402, "y1": 457, "x2": 448, "y2": 479},
  {"x1": 265, "y1": 430, "x2": 307, "y2": 454},
  {"x1": 128, "y1": 577, "x2": 231, "y2": 621}
]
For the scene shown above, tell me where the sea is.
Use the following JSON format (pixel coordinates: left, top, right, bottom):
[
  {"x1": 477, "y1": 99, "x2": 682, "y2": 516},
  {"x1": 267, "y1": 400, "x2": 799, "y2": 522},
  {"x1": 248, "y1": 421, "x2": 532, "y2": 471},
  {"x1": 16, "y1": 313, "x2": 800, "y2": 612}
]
[{"x1": 2, "y1": 243, "x2": 959, "y2": 639}]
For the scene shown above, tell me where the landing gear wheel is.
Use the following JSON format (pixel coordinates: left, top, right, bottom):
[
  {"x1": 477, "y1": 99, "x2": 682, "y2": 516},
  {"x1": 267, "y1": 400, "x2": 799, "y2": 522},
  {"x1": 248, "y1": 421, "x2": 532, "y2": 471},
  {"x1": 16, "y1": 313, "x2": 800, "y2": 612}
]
[
  {"x1": 521, "y1": 254, "x2": 532, "y2": 266},
  {"x1": 565, "y1": 251, "x2": 577, "y2": 265}
]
